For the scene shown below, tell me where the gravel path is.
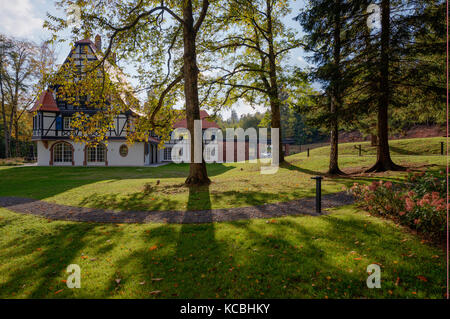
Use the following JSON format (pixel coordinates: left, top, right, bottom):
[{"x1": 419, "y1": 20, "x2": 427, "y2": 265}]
[{"x1": 0, "y1": 192, "x2": 354, "y2": 224}]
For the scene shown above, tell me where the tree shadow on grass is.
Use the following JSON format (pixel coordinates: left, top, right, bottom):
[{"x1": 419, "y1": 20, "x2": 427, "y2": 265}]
[
  {"x1": 0, "y1": 219, "x2": 101, "y2": 298},
  {"x1": 97, "y1": 185, "x2": 233, "y2": 298},
  {"x1": 389, "y1": 146, "x2": 422, "y2": 156},
  {"x1": 79, "y1": 192, "x2": 182, "y2": 211},
  {"x1": 0, "y1": 163, "x2": 235, "y2": 202},
  {"x1": 223, "y1": 210, "x2": 445, "y2": 298},
  {"x1": 170, "y1": 185, "x2": 227, "y2": 298},
  {"x1": 283, "y1": 161, "x2": 324, "y2": 176}
]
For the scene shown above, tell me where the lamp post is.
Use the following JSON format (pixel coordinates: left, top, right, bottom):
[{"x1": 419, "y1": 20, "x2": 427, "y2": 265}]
[{"x1": 311, "y1": 176, "x2": 323, "y2": 213}]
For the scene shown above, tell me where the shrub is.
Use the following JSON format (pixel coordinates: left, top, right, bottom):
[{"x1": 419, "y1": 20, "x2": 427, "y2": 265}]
[{"x1": 349, "y1": 169, "x2": 448, "y2": 241}]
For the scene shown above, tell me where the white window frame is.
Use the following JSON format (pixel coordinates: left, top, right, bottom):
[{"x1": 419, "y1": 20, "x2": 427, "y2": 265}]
[
  {"x1": 54, "y1": 143, "x2": 72, "y2": 163},
  {"x1": 164, "y1": 147, "x2": 172, "y2": 161},
  {"x1": 87, "y1": 144, "x2": 106, "y2": 163},
  {"x1": 63, "y1": 117, "x2": 72, "y2": 130}
]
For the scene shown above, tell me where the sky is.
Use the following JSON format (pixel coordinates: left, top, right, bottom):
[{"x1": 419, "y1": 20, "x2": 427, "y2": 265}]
[{"x1": 0, "y1": 0, "x2": 310, "y2": 120}]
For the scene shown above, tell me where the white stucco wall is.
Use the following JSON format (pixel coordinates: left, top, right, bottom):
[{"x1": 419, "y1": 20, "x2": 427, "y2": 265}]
[
  {"x1": 36, "y1": 140, "x2": 145, "y2": 166},
  {"x1": 107, "y1": 141, "x2": 145, "y2": 166}
]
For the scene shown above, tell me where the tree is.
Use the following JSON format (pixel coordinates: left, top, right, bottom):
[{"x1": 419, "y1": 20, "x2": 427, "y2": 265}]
[
  {"x1": 46, "y1": 0, "x2": 219, "y2": 185},
  {"x1": 230, "y1": 109, "x2": 239, "y2": 125},
  {"x1": 0, "y1": 34, "x2": 12, "y2": 158},
  {"x1": 203, "y1": 0, "x2": 304, "y2": 164},
  {"x1": 364, "y1": 0, "x2": 403, "y2": 171},
  {"x1": 295, "y1": 0, "x2": 355, "y2": 175},
  {"x1": 0, "y1": 36, "x2": 39, "y2": 158},
  {"x1": 344, "y1": 0, "x2": 444, "y2": 171}
]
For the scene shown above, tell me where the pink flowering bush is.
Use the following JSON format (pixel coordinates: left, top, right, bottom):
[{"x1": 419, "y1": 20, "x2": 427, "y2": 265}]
[{"x1": 349, "y1": 169, "x2": 447, "y2": 241}]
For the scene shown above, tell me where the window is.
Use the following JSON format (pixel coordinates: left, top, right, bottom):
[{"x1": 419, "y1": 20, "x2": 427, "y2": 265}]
[
  {"x1": 164, "y1": 147, "x2": 172, "y2": 161},
  {"x1": 119, "y1": 144, "x2": 128, "y2": 157},
  {"x1": 87, "y1": 144, "x2": 106, "y2": 162},
  {"x1": 53, "y1": 143, "x2": 72, "y2": 163},
  {"x1": 64, "y1": 117, "x2": 72, "y2": 130}
]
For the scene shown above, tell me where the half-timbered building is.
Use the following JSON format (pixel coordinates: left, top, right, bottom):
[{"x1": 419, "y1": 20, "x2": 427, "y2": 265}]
[{"x1": 31, "y1": 37, "x2": 162, "y2": 166}]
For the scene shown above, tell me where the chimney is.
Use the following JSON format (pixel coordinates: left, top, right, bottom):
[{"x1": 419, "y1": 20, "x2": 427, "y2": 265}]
[{"x1": 94, "y1": 34, "x2": 102, "y2": 52}]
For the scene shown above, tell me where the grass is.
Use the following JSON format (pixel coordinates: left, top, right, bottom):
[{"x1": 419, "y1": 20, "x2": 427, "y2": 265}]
[
  {"x1": 0, "y1": 137, "x2": 446, "y2": 298},
  {"x1": 308, "y1": 137, "x2": 447, "y2": 156},
  {"x1": 0, "y1": 137, "x2": 446, "y2": 212},
  {"x1": 0, "y1": 205, "x2": 445, "y2": 298}
]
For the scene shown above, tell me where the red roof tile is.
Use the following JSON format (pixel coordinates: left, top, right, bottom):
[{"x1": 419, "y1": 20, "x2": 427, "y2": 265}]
[
  {"x1": 173, "y1": 110, "x2": 220, "y2": 129},
  {"x1": 30, "y1": 90, "x2": 59, "y2": 112}
]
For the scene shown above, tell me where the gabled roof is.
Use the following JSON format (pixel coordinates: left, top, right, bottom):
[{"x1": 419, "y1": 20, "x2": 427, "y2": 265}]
[
  {"x1": 30, "y1": 90, "x2": 59, "y2": 112},
  {"x1": 173, "y1": 110, "x2": 220, "y2": 129}
]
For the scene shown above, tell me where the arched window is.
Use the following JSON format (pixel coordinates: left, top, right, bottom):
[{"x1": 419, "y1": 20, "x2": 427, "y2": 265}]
[
  {"x1": 53, "y1": 142, "x2": 73, "y2": 163},
  {"x1": 87, "y1": 144, "x2": 106, "y2": 162}
]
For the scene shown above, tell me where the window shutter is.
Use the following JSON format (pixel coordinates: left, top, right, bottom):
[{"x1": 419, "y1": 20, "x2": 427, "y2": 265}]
[{"x1": 56, "y1": 117, "x2": 62, "y2": 130}]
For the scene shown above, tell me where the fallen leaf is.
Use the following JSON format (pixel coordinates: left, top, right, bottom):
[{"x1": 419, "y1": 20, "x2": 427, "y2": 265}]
[
  {"x1": 54, "y1": 289, "x2": 63, "y2": 295},
  {"x1": 149, "y1": 290, "x2": 161, "y2": 295},
  {"x1": 151, "y1": 278, "x2": 163, "y2": 281},
  {"x1": 149, "y1": 245, "x2": 158, "y2": 251},
  {"x1": 417, "y1": 275, "x2": 428, "y2": 282},
  {"x1": 115, "y1": 279, "x2": 121, "y2": 284}
]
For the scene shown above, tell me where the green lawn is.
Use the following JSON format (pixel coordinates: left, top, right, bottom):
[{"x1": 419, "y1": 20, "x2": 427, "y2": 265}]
[
  {"x1": 0, "y1": 137, "x2": 447, "y2": 298},
  {"x1": 0, "y1": 137, "x2": 446, "y2": 212},
  {"x1": 0, "y1": 206, "x2": 445, "y2": 298},
  {"x1": 308, "y1": 137, "x2": 447, "y2": 156}
]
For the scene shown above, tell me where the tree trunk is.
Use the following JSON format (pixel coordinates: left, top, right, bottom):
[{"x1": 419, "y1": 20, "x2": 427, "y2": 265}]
[
  {"x1": 183, "y1": 0, "x2": 210, "y2": 186},
  {"x1": 328, "y1": 0, "x2": 344, "y2": 175},
  {"x1": 14, "y1": 117, "x2": 19, "y2": 157},
  {"x1": 328, "y1": 99, "x2": 344, "y2": 175},
  {"x1": 266, "y1": 0, "x2": 284, "y2": 164},
  {"x1": 0, "y1": 69, "x2": 9, "y2": 158},
  {"x1": 370, "y1": 133, "x2": 377, "y2": 146},
  {"x1": 366, "y1": 0, "x2": 404, "y2": 172}
]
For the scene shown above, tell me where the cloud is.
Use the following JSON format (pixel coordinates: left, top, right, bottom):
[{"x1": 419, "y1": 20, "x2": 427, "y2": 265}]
[
  {"x1": 0, "y1": 0, "x2": 44, "y2": 38},
  {"x1": 297, "y1": 55, "x2": 310, "y2": 67}
]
